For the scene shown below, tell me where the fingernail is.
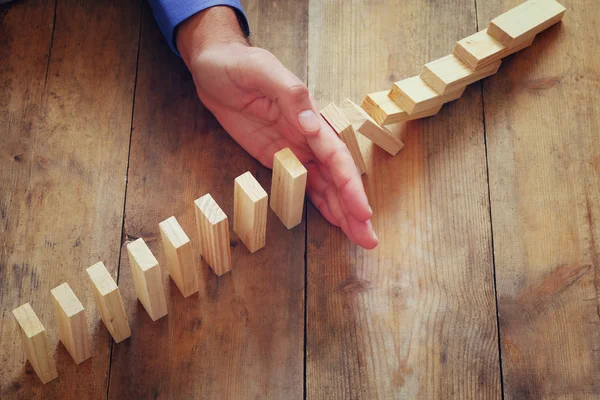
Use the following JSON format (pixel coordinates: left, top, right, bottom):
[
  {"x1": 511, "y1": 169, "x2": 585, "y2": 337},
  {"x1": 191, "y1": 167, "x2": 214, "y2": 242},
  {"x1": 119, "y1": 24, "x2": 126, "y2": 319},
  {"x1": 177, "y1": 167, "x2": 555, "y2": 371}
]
[
  {"x1": 373, "y1": 231, "x2": 378, "y2": 242},
  {"x1": 298, "y1": 110, "x2": 320, "y2": 132},
  {"x1": 368, "y1": 205, "x2": 373, "y2": 215}
]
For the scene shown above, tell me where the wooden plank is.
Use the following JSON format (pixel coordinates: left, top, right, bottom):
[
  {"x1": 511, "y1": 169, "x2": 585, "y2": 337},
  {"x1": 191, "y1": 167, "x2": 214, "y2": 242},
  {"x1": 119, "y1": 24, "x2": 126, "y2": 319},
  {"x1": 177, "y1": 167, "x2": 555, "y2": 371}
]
[
  {"x1": 270, "y1": 148, "x2": 308, "y2": 229},
  {"x1": 320, "y1": 103, "x2": 368, "y2": 174},
  {"x1": 421, "y1": 54, "x2": 502, "y2": 94},
  {"x1": 159, "y1": 216, "x2": 199, "y2": 297},
  {"x1": 194, "y1": 194, "x2": 233, "y2": 276},
  {"x1": 308, "y1": 0, "x2": 501, "y2": 397},
  {"x1": 234, "y1": 172, "x2": 268, "y2": 253},
  {"x1": 389, "y1": 76, "x2": 466, "y2": 114},
  {"x1": 488, "y1": 0, "x2": 565, "y2": 48},
  {"x1": 12, "y1": 304, "x2": 58, "y2": 384},
  {"x1": 50, "y1": 283, "x2": 92, "y2": 364},
  {"x1": 86, "y1": 262, "x2": 131, "y2": 343},
  {"x1": 478, "y1": 0, "x2": 600, "y2": 397},
  {"x1": 361, "y1": 90, "x2": 442, "y2": 125},
  {"x1": 127, "y1": 238, "x2": 168, "y2": 321}
]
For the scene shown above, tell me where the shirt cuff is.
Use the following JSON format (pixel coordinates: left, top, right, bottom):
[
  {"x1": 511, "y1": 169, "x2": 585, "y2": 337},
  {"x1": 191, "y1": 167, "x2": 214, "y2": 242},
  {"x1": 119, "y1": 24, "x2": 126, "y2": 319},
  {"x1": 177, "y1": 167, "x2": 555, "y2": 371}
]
[{"x1": 148, "y1": 0, "x2": 250, "y2": 55}]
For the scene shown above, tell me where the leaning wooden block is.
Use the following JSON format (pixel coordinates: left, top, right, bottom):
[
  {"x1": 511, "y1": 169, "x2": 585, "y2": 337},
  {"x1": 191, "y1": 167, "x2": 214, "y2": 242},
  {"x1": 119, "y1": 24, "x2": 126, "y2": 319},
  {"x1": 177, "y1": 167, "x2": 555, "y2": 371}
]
[
  {"x1": 159, "y1": 216, "x2": 199, "y2": 297},
  {"x1": 86, "y1": 262, "x2": 131, "y2": 342},
  {"x1": 270, "y1": 148, "x2": 308, "y2": 229},
  {"x1": 488, "y1": 0, "x2": 565, "y2": 48},
  {"x1": 321, "y1": 103, "x2": 367, "y2": 174},
  {"x1": 234, "y1": 172, "x2": 268, "y2": 253},
  {"x1": 389, "y1": 76, "x2": 465, "y2": 115},
  {"x1": 12, "y1": 303, "x2": 58, "y2": 384},
  {"x1": 127, "y1": 238, "x2": 168, "y2": 321},
  {"x1": 361, "y1": 91, "x2": 442, "y2": 125},
  {"x1": 51, "y1": 283, "x2": 92, "y2": 364},
  {"x1": 421, "y1": 54, "x2": 501, "y2": 95},
  {"x1": 194, "y1": 194, "x2": 232, "y2": 276}
]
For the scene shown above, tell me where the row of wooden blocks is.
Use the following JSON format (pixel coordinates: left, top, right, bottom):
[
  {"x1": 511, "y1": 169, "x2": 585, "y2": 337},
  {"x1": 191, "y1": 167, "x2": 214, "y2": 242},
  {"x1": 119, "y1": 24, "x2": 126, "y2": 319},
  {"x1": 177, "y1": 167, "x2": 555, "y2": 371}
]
[
  {"x1": 321, "y1": 0, "x2": 566, "y2": 170},
  {"x1": 12, "y1": 147, "x2": 309, "y2": 384}
]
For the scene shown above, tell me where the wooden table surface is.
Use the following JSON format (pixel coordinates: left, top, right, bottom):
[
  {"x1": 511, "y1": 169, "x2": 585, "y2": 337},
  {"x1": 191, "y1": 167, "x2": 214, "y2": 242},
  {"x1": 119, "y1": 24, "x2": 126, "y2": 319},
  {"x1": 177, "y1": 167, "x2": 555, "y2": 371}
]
[{"x1": 1, "y1": 0, "x2": 599, "y2": 398}]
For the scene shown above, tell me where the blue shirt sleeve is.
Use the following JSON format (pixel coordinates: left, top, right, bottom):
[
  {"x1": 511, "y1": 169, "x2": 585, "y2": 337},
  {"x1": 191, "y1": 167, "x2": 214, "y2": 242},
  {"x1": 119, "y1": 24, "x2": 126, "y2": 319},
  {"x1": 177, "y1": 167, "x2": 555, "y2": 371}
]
[{"x1": 148, "y1": 0, "x2": 250, "y2": 55}]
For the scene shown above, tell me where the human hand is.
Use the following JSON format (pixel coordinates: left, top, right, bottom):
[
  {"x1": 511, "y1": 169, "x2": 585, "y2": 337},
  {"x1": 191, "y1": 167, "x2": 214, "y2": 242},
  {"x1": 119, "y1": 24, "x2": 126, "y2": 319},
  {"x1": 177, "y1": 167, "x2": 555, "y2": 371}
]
[{"x1": 176, "y1": 7, "x2": 378, "y2": 249}]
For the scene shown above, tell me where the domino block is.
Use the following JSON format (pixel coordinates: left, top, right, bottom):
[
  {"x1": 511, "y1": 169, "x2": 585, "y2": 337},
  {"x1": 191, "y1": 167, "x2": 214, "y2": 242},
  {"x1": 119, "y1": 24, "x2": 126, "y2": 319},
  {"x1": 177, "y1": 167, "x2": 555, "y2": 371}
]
[
  {"x1": 340, "y1": 99, "x2": 404, "y2": 156},
  {"x1": 234, "y1": 171, "x2": 268, "y2": 253},
  {"x1": 12, "y1": 303, "x2": 58, "y2": 384},
  {"x1": 86, "y1": 262, "x2": 131, "y2": 342},
  {"x1": 389, "y1": 76, "x2": 465, "y2": 115},
  {"x1": 127, "y1": 238, "x2": 168, "y2": 321},
  {"x1": 321, "y1": 103, "x2": 367, "y2": 174},
  {"x1": 420, "y1": 54, "x2": 502, "y2": 95},
  {"x1": 270, "y1": 148, "x2": 308, "y2": 229},
  {"x1": 361, "y1": 91, "x2": 442, "y2": 125},
  {"x1": 51, "y1": 283, "x2": 92, "y2": 364},
  {"x1": 194, "y1": 194, "x2": 232, "y2": 276},
  {"x1": 159, "y1": 216, "x2": 199, "y2": 297},
  {"x1": 488, "y1": 0, "x2": 565, "y2": 48}
]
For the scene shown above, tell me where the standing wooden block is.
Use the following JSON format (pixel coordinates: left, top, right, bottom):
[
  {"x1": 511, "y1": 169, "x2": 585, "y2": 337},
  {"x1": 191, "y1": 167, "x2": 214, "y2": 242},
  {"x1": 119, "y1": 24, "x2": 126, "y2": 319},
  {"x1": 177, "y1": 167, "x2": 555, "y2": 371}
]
[
  {"x1": 321, "y1": 103, "x2": 367, "y2": 174},
  {"x1": 361, "y1": 91, "x2": 442, "y2": 125},
  {"x1": 159, "y1": 216, "x2": 199, "y2": 297},
  {"x1": 50, "y1": 283, "x2": 92, "y2": 364},
  {"x1": 234, "y1": 172, "x2": 268, "y2": 253},
  {"x1": 86, "y1": 262, "x2": 131, "y2": 342},
  {"x1": 488, "y1": 0, "x2": 565, "y2": 48},
  {"x1": 270, "y1": 148, "x2": 308, "y2": 229},
  {"x1": 420, "y1": 54, "x2": 502, "y2": 95},
  {"x1": 194, "y1": 194, "x2": 232, "y2": 276},
  {"x1": 12, "y1": 303, "x2": 58, "y2": 384},
  {"x1": 127, "y1": 238, "x2": 168, "y2": 321},
  {"x1": 389, "y1": 76, "x2": 465, "y2": 115}
]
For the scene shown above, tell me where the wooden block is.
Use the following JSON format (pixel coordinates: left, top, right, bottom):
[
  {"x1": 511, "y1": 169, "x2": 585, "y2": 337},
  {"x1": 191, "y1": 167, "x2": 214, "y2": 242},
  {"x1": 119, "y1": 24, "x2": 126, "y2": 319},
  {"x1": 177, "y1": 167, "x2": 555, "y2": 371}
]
[
  {"x1": 270, "y1": 148, "x2": 308, "y2": 229},
  {"x1": 453, "y1": 29, "x2": 535, "y2": 70},
  {"x1": 127, "y1": 238, "x2": 168, "y2": 321},
  {"x1": 12, "y1": 303, "x2": 58, "y2": 384},
  {"x1": 194, "y1": 194, "x2": 232, "y2": 276},
  {"x1": 488, "y1": 0, "x2": 565, "y2": 48},
  {"x1": 421, "y1": 54, "x2": 502, "y2": 94},
  {"x1": 321, "y1": 103, "x2": 367, "y2": 174},
  {"x1": 86, "y1": 262, "x2": 131, "y2": 342},
  {"x1": 234, "y1": 172, "x2": 268, "y2": 253},
  {"x1": 340, "y1": 99, "x2": 404, "y2": 156},
  {"x1": 389, "y1": 76, "x2": 466, "y2": 115},
  {"x1": 50, "y1": 283, "x2": 92, "y2": 364},
  {"x1": 159, "y1": 216, "x2": 199, "y2": 297},
  {"x1": 361, "y1": 91, "x2": 442, "y2": 125}
]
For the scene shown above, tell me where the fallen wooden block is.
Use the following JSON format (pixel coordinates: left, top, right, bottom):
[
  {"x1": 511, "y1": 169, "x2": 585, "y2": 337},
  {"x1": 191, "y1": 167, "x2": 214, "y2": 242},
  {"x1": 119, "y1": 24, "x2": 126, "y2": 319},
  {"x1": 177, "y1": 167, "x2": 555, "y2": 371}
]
[
  {"x1": 127, "y1": 238, "x2": 168, "y2": 321},
  {"x1": 420, "y1": 54, "x2": 502, "y2": 94},
  {"x1": 270, "y1": 148, "x2": 308, "y2": 229},
  {"x1": 86, "y1": 262, "x2": 131, "y2": 342},
  {"x1": 361, "y1": 90, "x2": 442, "y2": 125},
  {"x1": 159, "y1": 216, "x2": 199, "y2": 297},
  {"x1": 194, "y1": 194, "x2": 232, "y2": 276},
  {"x1": 234, "y1": 171, "x2": 268, "y2": 253},
  {"x1": 389, "y1": 76, "x2": 465, "y2": 115},
  {"x1": 51, "y1": 282, "x2": 92, "y2": 364},
  {"x1": 12, "y1": 303, "x2": 58, "y2": 384},
  {"x1": 321, "y1": 103, "x2": 367, "y2": 174},
  {"x1": 488, "y1": 0, "x2": 565, "y2": 48},
  {"x1": 453, "y1": 29, "x2": 535, "y2": 70}
]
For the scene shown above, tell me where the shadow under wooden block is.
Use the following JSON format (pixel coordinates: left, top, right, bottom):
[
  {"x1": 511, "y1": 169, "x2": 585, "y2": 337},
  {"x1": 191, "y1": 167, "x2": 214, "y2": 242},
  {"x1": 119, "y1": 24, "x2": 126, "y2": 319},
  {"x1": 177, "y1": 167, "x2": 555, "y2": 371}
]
[
  {"x1": 194, "y1": 194, "x2": 232, "y2": 276},
  {"x1": 159, "y1": 216, "x2": 199, "y2": 297},
  {"x1": 421, "y1": 54, "x2": 502, "y2": 94},
  {"x1": 234, "y1": 171, "x2": 268, "y2": 253},
  {"x1": 321, "y1": 103, "x2": 367, "y2": 174},
  {"x1": 270, "y1": 148, "x2": 307, "y2": 229},
  {"x1": 389, "y1": 76, "x2": 465, "y2": 115},
  {"x1": 361, "y1": 90, "x2": 442, "y2": 125}
]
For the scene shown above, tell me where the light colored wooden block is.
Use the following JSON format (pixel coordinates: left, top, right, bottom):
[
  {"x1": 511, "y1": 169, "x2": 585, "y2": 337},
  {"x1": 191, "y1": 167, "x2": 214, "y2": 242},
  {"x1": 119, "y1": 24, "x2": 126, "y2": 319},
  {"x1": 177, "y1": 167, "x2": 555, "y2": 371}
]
[
  {"x1": 50, "y1": 283, "x2": 92, "y2": 364},
  {"x1": 270, "y1": 148, "x2": 308, "y2": 229},
  {"x1": 127, "y1": 238, "x2": 168, "y2": 321},
  {"x1": 159, "y1": 216, "x2": 199, "y2": 297},
  {"x1": 86, "y1": 262, "x2": 131, "y2": 342},
  {"x1": 321, "y1": 103, "x2": 367, "y2": 174},
  {"x1": 389, "y1": 76, "x2": 465, "y2": 115},
  {"x1": 12, "y1": 303, "x2": 58, "y2": 384},
  {"x1": 234, "y1": 172, "x2": 268, "y2": 253},
  {"x1": 453, "y1": 29, "x2": 535, "y2": 70},
  {"x1": 340, "y1": 99, "x2": 404, "y2": 156},
  {"x1": 361, "y1": 91, "x2": 442, "y2": 125},
  {"x1": 488, "y1": 0, "x2": 565, "y2": 48},
  {"x1": 421, "y1": 54, "x2": 502, "y2": 94},
  {"x1": 194, "y1": 194, "x2": 232, "y2": 276}
]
